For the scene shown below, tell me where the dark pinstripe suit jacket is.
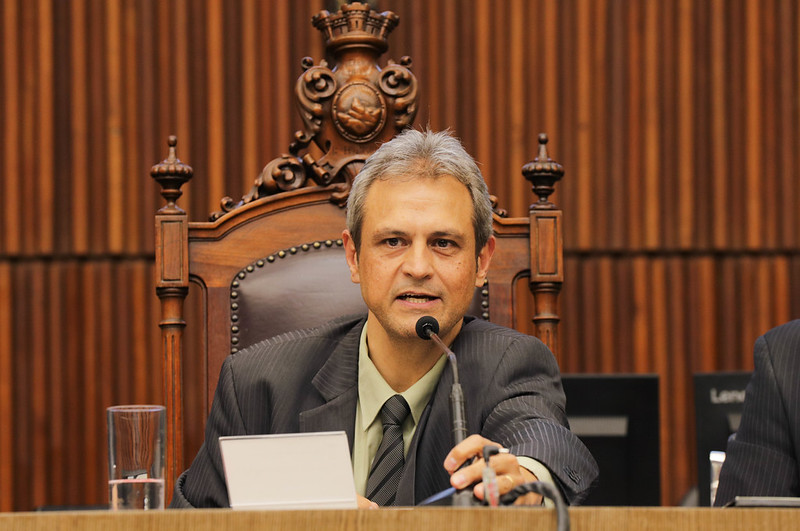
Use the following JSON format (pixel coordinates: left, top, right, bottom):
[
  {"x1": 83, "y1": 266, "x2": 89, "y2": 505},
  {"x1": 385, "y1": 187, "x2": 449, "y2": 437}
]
[
  {"x1": 715, "y1": 319, "x2": 800, "y2": 505},
  {"x1": 170, "y1": 315, "x2": 598, "y2": 508}
]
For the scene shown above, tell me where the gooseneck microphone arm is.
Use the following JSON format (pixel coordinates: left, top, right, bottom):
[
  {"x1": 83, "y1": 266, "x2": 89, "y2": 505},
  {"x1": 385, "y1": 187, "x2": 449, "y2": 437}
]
[
  {"x1": 416, "y1": 317, "x2": 468, "y2": 446},
  {"x1": 415, "y1": 316, "x2": 469, "y2": 448},
  {"x1": 416, "y1": 316, "x2": 473, "y2": 506}
]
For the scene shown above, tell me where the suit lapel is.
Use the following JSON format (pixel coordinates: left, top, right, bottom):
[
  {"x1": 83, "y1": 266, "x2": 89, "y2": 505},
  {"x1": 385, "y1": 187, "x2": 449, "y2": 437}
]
[{"x1": 298, "y1": 319, "x2": 363, "y2": 453}]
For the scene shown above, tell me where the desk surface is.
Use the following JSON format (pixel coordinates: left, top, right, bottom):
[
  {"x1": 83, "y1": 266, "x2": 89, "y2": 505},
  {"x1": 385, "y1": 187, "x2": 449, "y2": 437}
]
[{"x1": 1, "y1": 507, "x2": 799, "y2": 531}]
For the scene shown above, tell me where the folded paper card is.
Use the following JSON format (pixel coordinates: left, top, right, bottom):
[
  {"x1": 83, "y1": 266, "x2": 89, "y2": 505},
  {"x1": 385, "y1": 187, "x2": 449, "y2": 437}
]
[{"x1": 219, "y1": 431, "x2": 358, "y2": 510}]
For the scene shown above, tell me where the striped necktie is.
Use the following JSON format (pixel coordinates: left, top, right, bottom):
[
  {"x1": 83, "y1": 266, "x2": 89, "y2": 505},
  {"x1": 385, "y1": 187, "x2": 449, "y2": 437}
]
[{"x1": 366, "y1": 394, "x2": 411, "y2": 506}]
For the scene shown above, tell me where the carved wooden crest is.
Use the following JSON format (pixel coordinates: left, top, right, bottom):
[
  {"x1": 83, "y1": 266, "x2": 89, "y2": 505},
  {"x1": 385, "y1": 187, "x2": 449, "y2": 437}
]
[{"x1": 212, "y1": 2, "x2": 417, "y2": 220}]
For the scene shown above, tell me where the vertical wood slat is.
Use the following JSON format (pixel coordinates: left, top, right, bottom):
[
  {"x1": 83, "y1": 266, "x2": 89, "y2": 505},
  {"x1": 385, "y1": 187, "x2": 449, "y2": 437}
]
[
  {"x1": 643, "y1": 0, "x2": 661, "y2": 249},
  {"x1": 122, "y1": 0, "x2": 142, "y2": 253},
  {"x1": 507, "y1": 0, "x2": 525, "y2": 214},
  {"x1": 1, "y1": 0, "x2": 20, "y2": 253},
  {"x1": 607, "y1": 0, "x2": 625, "y2": 250},
  {"x1": 88, "y1": 0, "x2": 108, "y2": 254},
  {"x1": 81, "y1": 262, "x2": 102, "y2": 506},
  {"x1": 19, "y1": 2, "x2": 36, "y2": 255},
  {"x1": 11, "y1": 266, "x2": 29, "y2": 511},
  {"x1": 624, "y1": 3, "x2": 643, "y2": 250},
  {"x1": 168, "y1": 0, "x2": 194, "y2": 220},
  {"x1": 0, "y1": 263, "x2": 12, "y2": 511},
  {"x1": 62, "y1": 262, "x2": 82, "y2": 506},
  {"x1": 677, "y1": 0, "x2": 693, "y2": 248},
  {"x1": 778, "y1": 0, "x2": 796, "y2": 248},
  {"x1": 206, "y1": 0, "x2": 225, "y2": 216},
  {"x1": 473, "y1": 0, "x2": 491, "y2": 180},
  {"x1": 37, "y1": 0, "x2": 54, "y2": 253},
  {"x1": 30, "y1": 263, "x2": 47, "y2": 509},
  {"x1": 241, "y1": 0, "x2": 258, "y2": 185},
  {"x1": 46, "y1": 265, "x2": 64, "y2": 505},
  {"x1": 591, "y1": 0, "x2": 609, "y2": 249},
  {"x1": 709, "y1": 0, "x2": 728, "y2": 249},
  {"x1": 70, "y1": 0, "x2": 90, "y2": 254},
  {"x1": 106, "y1": 0, "x2": 124, "y2": 253},
  {"x1": 574, "y1": 0, "x2": 591, "y2": 249},
  {"x1": 745, "y1": 0, "x2": 762, "y2": 249}
]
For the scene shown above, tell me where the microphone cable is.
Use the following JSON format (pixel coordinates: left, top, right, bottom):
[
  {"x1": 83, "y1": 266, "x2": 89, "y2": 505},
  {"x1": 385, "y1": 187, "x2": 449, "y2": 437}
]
[{"x1": 483, "y1": 445, "x2": 570, "y2": 531}]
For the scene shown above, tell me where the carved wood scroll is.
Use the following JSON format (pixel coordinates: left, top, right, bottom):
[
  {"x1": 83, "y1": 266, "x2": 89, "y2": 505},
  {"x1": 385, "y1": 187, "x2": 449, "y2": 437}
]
[{"x1": 212, "y1": 2, "x2": 418, "y2": 220}]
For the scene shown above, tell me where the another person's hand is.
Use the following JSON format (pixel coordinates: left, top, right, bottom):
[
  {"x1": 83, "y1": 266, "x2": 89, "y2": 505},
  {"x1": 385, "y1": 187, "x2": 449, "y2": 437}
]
[{"x1": 443, "y1": 434, "x2": 543, "y2": 505}]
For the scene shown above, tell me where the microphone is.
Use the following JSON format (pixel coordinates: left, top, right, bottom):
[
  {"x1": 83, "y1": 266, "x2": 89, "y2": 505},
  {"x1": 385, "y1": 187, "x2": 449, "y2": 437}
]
[
  {"x1": 415, "y1": 315, "x2": 439, "y2": 339},
  {"x1": 415, "y1": 317, "x2": 468, "y2": 449}
]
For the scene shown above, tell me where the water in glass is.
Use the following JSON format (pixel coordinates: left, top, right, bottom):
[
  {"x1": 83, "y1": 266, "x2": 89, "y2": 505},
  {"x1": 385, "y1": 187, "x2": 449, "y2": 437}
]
[{"x1": 108, "y1": 478, "x2": 165, "y2": 510}]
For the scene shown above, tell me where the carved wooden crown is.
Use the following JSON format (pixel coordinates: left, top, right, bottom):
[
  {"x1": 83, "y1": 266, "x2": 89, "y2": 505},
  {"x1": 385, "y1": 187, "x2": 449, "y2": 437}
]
[{"x1": 312, "y1": 2, "x2": 399, "y2": 55}]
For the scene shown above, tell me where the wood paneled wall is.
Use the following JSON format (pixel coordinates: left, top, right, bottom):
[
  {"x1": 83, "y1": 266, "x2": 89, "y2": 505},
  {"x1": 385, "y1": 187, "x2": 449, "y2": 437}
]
[{"x1": 1, "y1": 0, "x2": 798, "y2": 510}]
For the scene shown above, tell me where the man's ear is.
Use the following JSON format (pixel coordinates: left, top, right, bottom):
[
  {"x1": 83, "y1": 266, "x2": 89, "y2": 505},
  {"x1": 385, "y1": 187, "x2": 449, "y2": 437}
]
[
  {"x1": 474, "y1": 235, "x2": 496, "y2": 287},
  {"x1": 342, "y1": 230, "x2": 361, "y2": 283}
]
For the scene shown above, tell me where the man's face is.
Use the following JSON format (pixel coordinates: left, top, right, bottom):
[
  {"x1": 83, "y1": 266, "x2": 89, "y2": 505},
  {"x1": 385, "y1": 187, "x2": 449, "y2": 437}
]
[{"x1": 344, "y1": 174, "x2": 494, "y2": 345}]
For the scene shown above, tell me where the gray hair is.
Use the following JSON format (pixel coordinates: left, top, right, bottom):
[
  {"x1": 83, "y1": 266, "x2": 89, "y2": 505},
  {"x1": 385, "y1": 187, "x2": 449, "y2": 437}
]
[{"x1": 346, "y1": 129, "x2": 493, "y2": 254}]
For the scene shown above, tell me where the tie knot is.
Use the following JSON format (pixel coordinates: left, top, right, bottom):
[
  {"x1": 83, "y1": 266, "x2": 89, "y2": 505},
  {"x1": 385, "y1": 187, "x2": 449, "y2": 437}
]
[{"x1": 380, "y1": 394, "x2": 410, "y2": 427}]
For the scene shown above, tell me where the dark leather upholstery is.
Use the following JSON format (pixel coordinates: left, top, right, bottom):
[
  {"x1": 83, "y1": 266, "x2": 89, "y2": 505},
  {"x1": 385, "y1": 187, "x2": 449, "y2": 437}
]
[{"x1": 231, "y1": 240, "x2": 489, "y2": 352}]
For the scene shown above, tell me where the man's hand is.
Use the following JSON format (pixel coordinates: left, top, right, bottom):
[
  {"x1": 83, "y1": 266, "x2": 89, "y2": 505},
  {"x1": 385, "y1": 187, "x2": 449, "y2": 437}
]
[
  {"x1": 443, "y1": 434, "x2": 543, "y2": 506},
  {"x1": 357, "y1": 495, "x2": 378, "y2": 509}
]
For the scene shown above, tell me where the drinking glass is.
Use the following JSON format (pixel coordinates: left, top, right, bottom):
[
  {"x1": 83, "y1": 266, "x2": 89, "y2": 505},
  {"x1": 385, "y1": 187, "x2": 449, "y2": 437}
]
[{"x1": 107, "y1": 405, "x2": 166, "y2": 510}]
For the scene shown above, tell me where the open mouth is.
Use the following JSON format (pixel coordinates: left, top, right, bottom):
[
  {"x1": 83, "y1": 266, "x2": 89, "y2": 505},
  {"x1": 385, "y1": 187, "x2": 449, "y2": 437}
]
[{"x1": 397, "y1": 293, "x2": 438, "y2": 304}]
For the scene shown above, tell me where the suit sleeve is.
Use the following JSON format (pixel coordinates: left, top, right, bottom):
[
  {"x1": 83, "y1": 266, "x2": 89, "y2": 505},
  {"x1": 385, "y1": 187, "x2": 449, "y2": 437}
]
[
  {"x1": 169, "y1": 356, "x2": 250, "y2": 508},
  {"x1": 714, "y1": 332, "x2": 800, "y2": 505},
  {"x1": 479, "y1": 334, "x2": 598, "y2": 505}
]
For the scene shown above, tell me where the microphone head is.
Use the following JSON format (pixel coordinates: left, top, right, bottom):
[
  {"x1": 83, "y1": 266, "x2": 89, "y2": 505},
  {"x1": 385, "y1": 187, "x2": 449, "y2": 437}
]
[{"x1": 416, "y1": 316, "x2": 440, "y2": 340}]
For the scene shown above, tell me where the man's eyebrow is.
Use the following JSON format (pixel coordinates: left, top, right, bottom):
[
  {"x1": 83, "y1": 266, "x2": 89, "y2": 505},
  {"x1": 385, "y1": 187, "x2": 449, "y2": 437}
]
[
  {"x1": 370, "y1": 228, "x2": 409, "y2": 240},
  {"x1": 429, "y1": 230, "x2": 467, "y2": 240}
]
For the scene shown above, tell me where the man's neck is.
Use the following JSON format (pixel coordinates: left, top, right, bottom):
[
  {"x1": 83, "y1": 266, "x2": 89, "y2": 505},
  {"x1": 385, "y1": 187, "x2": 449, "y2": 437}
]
[{"x1": 365, "y1": 317, "x2": 459, "y2": 393}]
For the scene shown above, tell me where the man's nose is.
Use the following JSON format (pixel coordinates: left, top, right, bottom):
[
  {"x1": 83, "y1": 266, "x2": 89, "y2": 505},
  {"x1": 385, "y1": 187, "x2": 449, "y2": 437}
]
[{"x1": 401, "y1": 243, "x2": 434, "y2": 279}]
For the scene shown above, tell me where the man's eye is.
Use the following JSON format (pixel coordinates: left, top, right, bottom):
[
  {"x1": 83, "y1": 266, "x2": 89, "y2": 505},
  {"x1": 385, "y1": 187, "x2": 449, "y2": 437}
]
[
  {"x1": 385, "y1": 238, "x2": 400, "y2": 247},
  {"x1": 434, "y1": 239, "x2": 453, "y2": 248}
]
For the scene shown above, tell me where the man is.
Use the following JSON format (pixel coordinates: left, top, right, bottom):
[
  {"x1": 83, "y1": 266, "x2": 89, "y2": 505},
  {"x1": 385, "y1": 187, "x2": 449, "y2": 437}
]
[
  {"x1": 170, "y1": 129, "x2": 598, "y2": 508},
  {"x1": 714, "y1": 319, "x2": 800, "y2": 505}
]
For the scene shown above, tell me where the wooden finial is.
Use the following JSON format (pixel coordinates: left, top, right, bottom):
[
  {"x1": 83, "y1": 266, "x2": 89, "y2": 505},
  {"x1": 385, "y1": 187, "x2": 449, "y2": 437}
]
[
  {"x1": 522, "y1": 133, "x2": 564, "y2": 209},
  {"x1": 151, "y1": 135, "x2": 193, "y2": 213}
]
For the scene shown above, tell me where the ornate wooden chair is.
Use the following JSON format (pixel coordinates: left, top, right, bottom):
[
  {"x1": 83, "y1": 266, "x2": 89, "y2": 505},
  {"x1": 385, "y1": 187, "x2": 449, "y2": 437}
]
[{"x1": 151, "y1": 2, "x2": 565, "y2": 499}]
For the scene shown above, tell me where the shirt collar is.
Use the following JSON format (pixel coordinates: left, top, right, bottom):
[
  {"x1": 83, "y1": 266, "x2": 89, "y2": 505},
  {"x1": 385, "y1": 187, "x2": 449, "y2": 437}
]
[{"x1": 357, "y1": 322, "x2": 448, "y2": 432}]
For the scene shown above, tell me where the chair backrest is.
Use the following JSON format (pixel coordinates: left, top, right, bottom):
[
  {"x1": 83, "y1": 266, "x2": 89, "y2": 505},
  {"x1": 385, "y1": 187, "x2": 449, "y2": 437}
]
[{"x1": 151, "y1": 2, "x2": 566, "y2": 499}]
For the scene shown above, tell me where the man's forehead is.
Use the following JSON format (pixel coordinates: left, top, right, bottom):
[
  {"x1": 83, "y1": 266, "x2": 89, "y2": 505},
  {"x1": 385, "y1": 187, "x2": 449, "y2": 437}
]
[
  {"x1": 363, "y1": 176, "x2": 471, "y2": 211},
  {"x1": 361, "y1": 178, "x2": 475, "y2": 243},
  {"x1": 364, "y1": 174, "x2": 471, "y2": 201}
]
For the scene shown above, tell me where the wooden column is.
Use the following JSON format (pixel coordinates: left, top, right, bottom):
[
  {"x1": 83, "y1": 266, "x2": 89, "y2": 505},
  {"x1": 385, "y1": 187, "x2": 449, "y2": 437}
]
[
  {"x1": 150, "y1": 136, "x2": 193, "y2": 502},
  {"x1": 523, "y1": 134, "x2": 564, "y2": 361}
]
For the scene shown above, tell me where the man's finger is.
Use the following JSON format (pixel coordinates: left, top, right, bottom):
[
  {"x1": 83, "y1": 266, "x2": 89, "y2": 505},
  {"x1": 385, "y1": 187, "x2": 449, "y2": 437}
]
[{"x1": 444, "y1": 434, "x2": 497, "y2": 473}]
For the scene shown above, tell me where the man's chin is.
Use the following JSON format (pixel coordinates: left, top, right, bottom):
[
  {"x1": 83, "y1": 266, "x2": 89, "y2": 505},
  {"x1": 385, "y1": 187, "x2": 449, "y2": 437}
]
[
  {"x1": 372, "y1": 308, "x2": 461, "y2": 342},
  {"x1": 385, "y1": 316, "x2": 438, "y2": 342}
]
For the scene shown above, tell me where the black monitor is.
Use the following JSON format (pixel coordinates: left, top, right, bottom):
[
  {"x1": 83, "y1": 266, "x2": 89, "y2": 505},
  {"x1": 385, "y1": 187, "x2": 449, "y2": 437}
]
[
  {"x1": 561, "y1": 374, "x2": 660, "y2": 506},
  {"x1": 693, "y1": 371, "x2": 751, "y2": 506}
]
